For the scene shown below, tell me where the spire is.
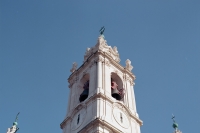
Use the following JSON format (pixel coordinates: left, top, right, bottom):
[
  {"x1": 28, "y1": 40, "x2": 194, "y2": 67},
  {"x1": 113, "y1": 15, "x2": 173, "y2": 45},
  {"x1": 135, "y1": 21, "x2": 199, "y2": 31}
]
[
  {"x1": 99, "y1": 26, "x2": 105, "y2": 38},
  {"x1": 6, "y1": 112, "x2": 20, "y2": 133},
  {"x1": 172, "y1": 114, "x2": 182, "y2": 133}
]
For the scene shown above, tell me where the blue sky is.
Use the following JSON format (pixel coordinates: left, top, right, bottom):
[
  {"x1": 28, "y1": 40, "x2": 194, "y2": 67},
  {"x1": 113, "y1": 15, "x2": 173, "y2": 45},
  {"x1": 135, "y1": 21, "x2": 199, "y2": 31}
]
[{"x1": 0, "y1": 1, "x2": 200, "y2": 133}]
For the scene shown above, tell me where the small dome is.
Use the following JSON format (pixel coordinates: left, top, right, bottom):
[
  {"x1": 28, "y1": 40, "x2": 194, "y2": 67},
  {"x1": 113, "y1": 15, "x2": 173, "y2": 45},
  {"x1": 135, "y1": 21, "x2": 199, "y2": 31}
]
[
  {"x1": 172, "y1": 122, "x2": 178, "y2": 129},
  {"x1": 13, "y1": 122, "x2": 18, "y2": 126}
]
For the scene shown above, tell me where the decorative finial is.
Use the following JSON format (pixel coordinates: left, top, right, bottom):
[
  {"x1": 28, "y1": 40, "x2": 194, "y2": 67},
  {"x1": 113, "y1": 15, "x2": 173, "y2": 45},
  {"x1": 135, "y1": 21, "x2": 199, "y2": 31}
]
[
  {"x1": 99, "y1": 26, "x2": 105, "y2": 35},
  {"x1": 6, "y1": 112, "x2": 20, "y2": 133},
  {"x1": 70, "y1": 62, "x2": 78, "y2": 73},
  {"x1": 125, "y1": 59, "x2": 133, "y2": 71},
  {"x1": 172, "y1": 114, "x2": 178, "y2": 130}
]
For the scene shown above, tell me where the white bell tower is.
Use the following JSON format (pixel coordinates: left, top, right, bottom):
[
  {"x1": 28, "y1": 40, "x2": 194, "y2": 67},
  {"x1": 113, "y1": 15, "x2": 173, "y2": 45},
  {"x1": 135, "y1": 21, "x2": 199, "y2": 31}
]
[{"x1": 60, "y1": 33, "x2": 143, "y2": 133}]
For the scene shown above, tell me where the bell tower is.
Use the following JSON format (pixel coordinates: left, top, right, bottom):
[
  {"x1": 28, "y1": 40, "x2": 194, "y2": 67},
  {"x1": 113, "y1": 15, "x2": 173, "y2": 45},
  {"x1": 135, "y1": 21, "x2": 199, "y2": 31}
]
[{"x1": 60, "y1": 30, "x2": 143, "y2": 133}]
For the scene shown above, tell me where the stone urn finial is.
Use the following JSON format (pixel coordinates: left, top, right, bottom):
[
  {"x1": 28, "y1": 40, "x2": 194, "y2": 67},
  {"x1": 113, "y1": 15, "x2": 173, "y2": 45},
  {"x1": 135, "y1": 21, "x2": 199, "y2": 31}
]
[{"x1": 125, "y1": 59, "x2": 133, "y2": 71}]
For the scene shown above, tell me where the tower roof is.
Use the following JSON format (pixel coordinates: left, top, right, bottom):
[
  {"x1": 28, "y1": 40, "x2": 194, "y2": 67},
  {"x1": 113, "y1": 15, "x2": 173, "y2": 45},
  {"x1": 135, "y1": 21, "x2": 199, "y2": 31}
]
[{"x1": 84, "y1": 35, "x2": 120, "y2": 63}]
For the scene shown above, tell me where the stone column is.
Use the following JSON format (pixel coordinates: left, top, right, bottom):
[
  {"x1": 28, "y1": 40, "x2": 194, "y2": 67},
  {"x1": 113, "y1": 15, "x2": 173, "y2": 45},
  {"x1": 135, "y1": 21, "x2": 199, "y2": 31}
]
[
  {"x1": 96, "y1": 57, "x2": 103, "y2": 93},
  {"x1": 89, "y1": 62, "x2": 96, "y2": 96},
  {"x1": 104, "y1": 60, "x2": 111, "y2": 96},
  {"x1": 131, "y1": 84, "x2": 137, "y2": 113}
]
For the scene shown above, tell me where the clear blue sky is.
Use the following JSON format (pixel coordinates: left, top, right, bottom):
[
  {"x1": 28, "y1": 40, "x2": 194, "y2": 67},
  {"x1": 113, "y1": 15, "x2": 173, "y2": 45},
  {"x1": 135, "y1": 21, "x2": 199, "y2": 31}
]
[{"x1": 0, "y1": 1, "x2": 200, "y2": 133}]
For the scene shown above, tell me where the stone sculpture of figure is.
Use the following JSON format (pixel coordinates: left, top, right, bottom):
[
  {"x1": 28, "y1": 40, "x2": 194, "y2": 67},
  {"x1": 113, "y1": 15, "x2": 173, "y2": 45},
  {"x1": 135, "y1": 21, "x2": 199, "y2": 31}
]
[
  {"x1": 86, "y1": 48, "x2": 90, "y2": 53},
  {"x1": 70, "y1": 62, "x2": 78, "y2": 73},
  {"x1": 125, "y1": 59, "x2": 133, "y2": 71},
  {"x1": 113, "y1": 46, "x2": 118, "y2": 54},
  {"x1": 84, "y1": 48, "x2": 90, "y2": 56}
]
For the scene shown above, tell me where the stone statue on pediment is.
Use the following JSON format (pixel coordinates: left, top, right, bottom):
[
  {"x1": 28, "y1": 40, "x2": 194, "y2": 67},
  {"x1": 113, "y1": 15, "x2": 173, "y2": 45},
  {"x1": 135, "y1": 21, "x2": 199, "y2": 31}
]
[
  {"x1": 70, "y1": 62, "x2": 78, "y2": 73},
  {"x1": 125, "y1": 59, "x2": 133, "y2": 71}
]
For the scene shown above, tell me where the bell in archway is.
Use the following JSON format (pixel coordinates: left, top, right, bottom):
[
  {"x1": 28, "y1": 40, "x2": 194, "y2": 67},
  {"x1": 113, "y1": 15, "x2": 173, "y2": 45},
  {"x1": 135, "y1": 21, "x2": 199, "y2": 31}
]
[
  {"x1": 112, "y1": 88, "x2": 121, "y2": 100},
  {"x1": 79, "y1": 80, "x2": 89, "y2": 102},
  {"x1": 111, "y1": 81, "x2": 121, "y2": 100},
  {"x1": 79, "y1": 89, "x2": 89, "y2": 102}
]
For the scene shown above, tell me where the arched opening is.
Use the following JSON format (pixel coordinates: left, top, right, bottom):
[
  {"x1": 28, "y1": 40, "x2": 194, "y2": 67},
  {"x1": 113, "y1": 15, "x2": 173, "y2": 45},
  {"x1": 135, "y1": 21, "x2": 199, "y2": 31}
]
[
  {"x1": 111, "y1": 72, "x2": 125, "y2": 101},
  {"x1": 79, "y1": 73, "x2": 90, "y2": 102}
]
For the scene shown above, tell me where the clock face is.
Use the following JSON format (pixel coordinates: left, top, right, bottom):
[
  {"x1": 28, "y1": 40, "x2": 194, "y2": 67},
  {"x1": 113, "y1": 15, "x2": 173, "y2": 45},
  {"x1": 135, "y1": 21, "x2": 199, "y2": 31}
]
[
  {"x1": 113, "y1": 106, "x2": 130, "y2": 129},
  {"x1": 71, "y1": 108, "x2": 87, "y2": 131}
]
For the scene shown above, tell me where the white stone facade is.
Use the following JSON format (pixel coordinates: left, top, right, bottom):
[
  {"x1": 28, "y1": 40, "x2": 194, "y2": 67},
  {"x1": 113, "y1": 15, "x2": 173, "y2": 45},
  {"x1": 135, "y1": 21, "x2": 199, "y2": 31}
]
[
  {"x1": 6, "y1": 125, "x2": 17, "y2": 133},
  {"x1": 60, "y1": 35, "x2": 143, "y2": 133},
  {"x1": 174, "y1": 129, "x2": 182, "y2": 133}
]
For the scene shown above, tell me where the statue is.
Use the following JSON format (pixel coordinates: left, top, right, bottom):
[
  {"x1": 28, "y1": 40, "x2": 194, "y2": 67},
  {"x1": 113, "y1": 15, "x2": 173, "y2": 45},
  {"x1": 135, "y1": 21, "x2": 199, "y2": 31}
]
[
  {"x1": 113, "y1": 46, "x2": 118, "y2": 54},
  {"x1": 125, "y1": 59, "x2": 133, "y2": 71},
  {"x1": 70, "y1": 62, "x2": 78, "y2": 73},
  {"x1": 7, "y1": 112, "x2": 20, "y2": 133}
]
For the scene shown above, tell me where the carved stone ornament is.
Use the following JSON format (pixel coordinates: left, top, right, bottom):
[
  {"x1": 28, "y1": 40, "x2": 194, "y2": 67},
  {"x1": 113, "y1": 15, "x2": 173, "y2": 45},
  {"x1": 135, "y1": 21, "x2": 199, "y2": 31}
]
[
  {"x1": 113, "y1": 46, "x2": 118, "y2": 54},
  {"x1": 70, "y1": 62, "x2": 78, "y2": 73},
  {"x1": 94, "y1": 56, "x2": 104, "y2": 62},
  {"x1": 68, "y1": 79, "x2": 74, "y2": 88},
  {"x1": 83, "y1": 35, "x2": 121, "y2": 63},
  {"x1": 125, "y1": 59, "x2": 133, "y2": 71},
  {"x1": 174, "y1": 129, "x2": 182, "y2": 133},
  {"x1": 105, "y1": 60, "x2": 110, "y2": 67}
]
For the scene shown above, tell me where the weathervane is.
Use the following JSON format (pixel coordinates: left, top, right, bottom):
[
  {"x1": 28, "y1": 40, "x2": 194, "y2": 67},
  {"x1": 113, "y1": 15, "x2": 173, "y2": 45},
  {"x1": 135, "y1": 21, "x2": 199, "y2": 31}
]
[
  {"x1": 172, "y1": 114, "x2": 175, "y2": 122},
  {"x1": 15, "y1": 112, "x2": 20, "y2": 123},
  {"x1": 99, "y1": 26, "x2": 105, "y2": 35},
  {"x1": 172, "y1": 114, "x2": 178, "y2": 130}
]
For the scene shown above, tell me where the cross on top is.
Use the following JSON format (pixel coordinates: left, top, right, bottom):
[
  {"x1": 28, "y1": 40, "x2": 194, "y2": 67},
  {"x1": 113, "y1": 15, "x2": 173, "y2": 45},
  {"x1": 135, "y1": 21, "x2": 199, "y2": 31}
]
[
  {"x1": 99, "y1": 26, "x2": 105, "y2": 35},
  {"x1": 172, "y1": 114, "x2": 176, "y2": 122}
]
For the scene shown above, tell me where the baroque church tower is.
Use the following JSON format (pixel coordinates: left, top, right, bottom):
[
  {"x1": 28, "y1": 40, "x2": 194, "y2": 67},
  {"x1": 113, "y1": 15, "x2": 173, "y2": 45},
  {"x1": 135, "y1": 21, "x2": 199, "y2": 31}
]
[{"x1": 60, "y1": 31, "x2": 143, "y2": 133}]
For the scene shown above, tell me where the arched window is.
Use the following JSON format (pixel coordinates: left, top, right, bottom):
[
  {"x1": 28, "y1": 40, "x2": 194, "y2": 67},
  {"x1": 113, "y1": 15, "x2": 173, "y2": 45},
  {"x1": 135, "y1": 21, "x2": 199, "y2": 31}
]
[
  {"x1": 111, "y1": 73, "x2": 125, "y2": 101},
  {"x1": 79, "y1": 74, "x2": 90, "y2": 102}
]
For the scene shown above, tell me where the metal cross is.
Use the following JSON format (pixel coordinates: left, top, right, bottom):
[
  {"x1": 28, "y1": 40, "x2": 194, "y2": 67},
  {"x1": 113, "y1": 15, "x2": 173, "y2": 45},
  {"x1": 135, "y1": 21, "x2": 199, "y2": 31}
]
[
  {"x1": 15, "y1": 112, "x2": 20, "y2": 122},
  {"x1": 172, "y1": 114, "x2": 176, "y2": 122},
  {"x1": 99, "y1": 26, "x2": 105, "y2": 35}
]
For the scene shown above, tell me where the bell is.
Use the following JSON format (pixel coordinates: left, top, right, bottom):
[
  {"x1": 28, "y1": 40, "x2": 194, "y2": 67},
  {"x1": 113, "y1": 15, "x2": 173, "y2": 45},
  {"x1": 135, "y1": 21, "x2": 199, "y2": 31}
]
[
  {"x1": 111, "y1": 89, "x2": 121, "y2": 100},
  {"x1": 79, "y1": 89, "x2": 89, "y2": 102}
]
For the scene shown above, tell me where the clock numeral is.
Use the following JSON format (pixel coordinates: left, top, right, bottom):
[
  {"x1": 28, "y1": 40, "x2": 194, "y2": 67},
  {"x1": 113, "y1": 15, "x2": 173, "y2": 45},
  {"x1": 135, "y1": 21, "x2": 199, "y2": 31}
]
[
  {"x1": 120, "y1": 112, "x2": 123, "y2": 123},
  {"x1": 77, "y1": 114, "x2": 80, "y2": 125}
]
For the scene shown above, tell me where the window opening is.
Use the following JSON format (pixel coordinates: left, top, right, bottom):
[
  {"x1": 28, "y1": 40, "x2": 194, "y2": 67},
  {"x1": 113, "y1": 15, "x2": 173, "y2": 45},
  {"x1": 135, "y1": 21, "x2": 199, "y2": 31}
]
[{"x1": 79, "y1": 80, "x2": 89, "y2": 102}]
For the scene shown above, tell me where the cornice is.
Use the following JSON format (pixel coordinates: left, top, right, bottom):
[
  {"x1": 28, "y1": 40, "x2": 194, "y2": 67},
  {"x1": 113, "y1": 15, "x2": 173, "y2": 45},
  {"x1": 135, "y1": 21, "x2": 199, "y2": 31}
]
[{"x1": 60, "y1": 91, "x2": 142, "y2": 129}]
